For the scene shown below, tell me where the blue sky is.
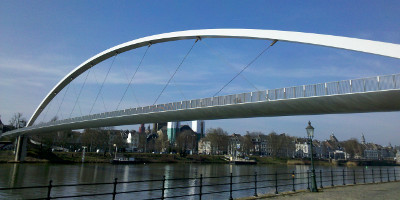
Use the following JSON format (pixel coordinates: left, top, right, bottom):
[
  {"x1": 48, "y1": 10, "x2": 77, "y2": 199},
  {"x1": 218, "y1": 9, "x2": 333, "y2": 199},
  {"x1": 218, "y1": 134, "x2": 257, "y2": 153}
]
[{"x1": 1, "y1": 1, "x2": 400, "y2": 145}]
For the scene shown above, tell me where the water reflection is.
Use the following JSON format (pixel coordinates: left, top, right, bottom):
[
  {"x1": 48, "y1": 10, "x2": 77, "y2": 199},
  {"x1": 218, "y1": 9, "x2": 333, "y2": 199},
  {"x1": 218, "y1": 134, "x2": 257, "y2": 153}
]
[{"x1": 0, "y1": 163, "x2": 399, "y2": 199}]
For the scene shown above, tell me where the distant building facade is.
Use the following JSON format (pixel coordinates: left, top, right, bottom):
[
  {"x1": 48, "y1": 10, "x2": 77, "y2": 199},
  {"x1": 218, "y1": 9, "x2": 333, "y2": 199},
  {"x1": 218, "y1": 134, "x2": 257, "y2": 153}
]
[{"x1": 198, "y1": 138, "x2": 211, "y2": 155}]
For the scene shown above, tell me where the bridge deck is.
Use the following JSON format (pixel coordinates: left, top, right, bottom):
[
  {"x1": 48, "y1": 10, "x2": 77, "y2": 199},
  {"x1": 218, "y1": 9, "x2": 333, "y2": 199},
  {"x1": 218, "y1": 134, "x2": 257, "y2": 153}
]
[{"x1": 3, "y1": 73, "x2": 400, "y2": 137}]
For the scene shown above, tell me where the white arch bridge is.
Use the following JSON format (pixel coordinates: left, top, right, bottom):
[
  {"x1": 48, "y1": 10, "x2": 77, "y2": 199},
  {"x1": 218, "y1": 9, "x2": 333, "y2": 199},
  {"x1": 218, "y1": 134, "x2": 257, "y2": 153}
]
[{"x1": 2, "y1": 29, "x2": 400, "y2": 139}]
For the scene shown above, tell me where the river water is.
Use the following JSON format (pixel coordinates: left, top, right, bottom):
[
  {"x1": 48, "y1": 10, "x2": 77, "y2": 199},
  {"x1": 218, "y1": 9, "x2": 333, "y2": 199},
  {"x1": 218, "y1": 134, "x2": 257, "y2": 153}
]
[{"x1": 0, "y1": 163, "x2": 399, "y2": 199}]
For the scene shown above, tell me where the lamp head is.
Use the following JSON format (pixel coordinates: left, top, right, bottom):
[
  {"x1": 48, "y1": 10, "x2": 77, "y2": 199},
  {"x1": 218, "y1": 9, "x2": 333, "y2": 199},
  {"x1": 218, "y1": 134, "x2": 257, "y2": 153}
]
[{"x1": 306, "y1": 121, "x2": 315, "y2": 138}]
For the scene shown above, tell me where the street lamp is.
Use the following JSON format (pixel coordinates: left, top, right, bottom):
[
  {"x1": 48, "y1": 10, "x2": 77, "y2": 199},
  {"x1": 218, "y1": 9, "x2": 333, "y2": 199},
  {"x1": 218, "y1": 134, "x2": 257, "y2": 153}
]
[
  {"x1": 82, "y1": 146, "x2": 87, "y2": 163},
  {"x1": 113, "y1": 144, "x2": 117, "y2": 160},
  {"x1": 306, "y1": 121, "x2": 318, "y2": 192}
]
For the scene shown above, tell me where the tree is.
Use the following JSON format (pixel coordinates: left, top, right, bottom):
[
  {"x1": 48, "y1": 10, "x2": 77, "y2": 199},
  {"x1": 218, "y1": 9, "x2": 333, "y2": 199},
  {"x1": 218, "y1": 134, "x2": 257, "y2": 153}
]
[
  {"x1": 8, "y1": 112, "x2": 26, "y2": 129},
  {"x1": 175, "y1": 130, "x2": 197, "y2": 154},
  {"x1": 31, "y1": 116, "x2": 59, "y2": 150},
  {"x1": 205, "y1": 128, "x2": 229, "y2": 155},
  {"x1": 241, "y1": 133, "x2": 254, "y2": 155},
  {"x1": 155, "y1": 129, "x2": 169, "y2": 153},
  {"x1": 266, "y1": 132, "x2": 295, "y2": 158},
  {"x1": 81, "y1": 128, "x2": 110, "y2": 153},
  {"x1": 340, "y1": 138, "x2": 364, "y2": 159}
]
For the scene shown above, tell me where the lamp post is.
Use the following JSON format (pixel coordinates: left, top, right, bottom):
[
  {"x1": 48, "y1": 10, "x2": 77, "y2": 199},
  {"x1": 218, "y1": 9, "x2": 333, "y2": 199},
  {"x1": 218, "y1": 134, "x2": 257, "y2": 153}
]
[
  {"x1": 82, "y1": 146, "x2": 87, "y2": 163},
  {"x1": 113, "y1": 144, "x2": 117, "y2": 160},
  {"x1": 306, "y1": 121, "x2": 318, "y2": 192}
]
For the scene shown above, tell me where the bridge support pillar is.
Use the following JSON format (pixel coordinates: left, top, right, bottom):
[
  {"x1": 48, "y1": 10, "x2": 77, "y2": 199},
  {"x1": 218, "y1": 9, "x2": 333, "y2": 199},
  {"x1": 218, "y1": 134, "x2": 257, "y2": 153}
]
[{"x1": 15, "y1": 135, "x2": 27, "y2": 162}]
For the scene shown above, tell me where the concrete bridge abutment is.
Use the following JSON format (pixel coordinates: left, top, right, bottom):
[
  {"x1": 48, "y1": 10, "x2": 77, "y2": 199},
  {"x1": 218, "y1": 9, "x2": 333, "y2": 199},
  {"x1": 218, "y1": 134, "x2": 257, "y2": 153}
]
[{"x1": 14, "y1": 135, "x2": 27, "y2": 162}]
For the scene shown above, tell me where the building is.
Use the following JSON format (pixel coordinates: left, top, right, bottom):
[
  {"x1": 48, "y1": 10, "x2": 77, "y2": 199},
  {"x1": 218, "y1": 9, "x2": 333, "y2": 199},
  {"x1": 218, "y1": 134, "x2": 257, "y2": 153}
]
[
  {"x1": 364, "y1": 149, "x2": 379, "y2": 160},
  {"x1": 396, "y1": 152, "x2": 400, "y2": 164},
  {"x1": 251, "y1": 134, "x2": 269, "y2": 156},
  {"x1": 167, "y1": 121, "x2": 180, "y2": 144},
  {"x1": 139, "y1": 124, "x2": 145, "y2": 134},
  {"x1": 295, "y1": 138, "x2": 310, "y2": 158},
  {"x1": 126, "y1": 131, "x2": 140, "y2": 152},
  {"x1": 198, "y1": 138, "x2": 211, "y2": 155},
  {"x1": 228, "y1": 133, "x2": 242, "y2": 157},
  {"x1": 192, "y1": 120, "x2": 205, "y2": 138},
  {"x1": 333, "y1": 150, "x2": 349, "y2": 160},
  {"x1": 0, "y1": 116, "x2": 3, "y2": 134}
]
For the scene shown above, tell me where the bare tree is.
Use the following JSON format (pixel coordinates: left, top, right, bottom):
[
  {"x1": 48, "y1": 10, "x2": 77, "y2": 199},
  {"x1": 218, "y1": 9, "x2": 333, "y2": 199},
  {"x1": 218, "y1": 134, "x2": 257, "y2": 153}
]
[
  {"x1": 340, "y1": 138, "x2": 365, "y2": 159},
  {"x1": 9, "y1": 112, "x2": 26, "y2": 129},
  {"x1": 81, "y1": 128, "x2": 110, "y2": 153},
  {"x1": 175, "y1": 130, "x2": 197, "y2": 154},
  {"x1": 205, "y1": 128, "x2": 229, "y2": 155}
]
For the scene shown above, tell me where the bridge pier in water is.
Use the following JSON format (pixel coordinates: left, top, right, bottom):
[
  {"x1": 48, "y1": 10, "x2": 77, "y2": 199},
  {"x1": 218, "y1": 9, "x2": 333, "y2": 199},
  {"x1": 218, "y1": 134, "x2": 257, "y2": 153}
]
[{"x1": 15, "y1": 135, "x2": 27, "y2": 162}]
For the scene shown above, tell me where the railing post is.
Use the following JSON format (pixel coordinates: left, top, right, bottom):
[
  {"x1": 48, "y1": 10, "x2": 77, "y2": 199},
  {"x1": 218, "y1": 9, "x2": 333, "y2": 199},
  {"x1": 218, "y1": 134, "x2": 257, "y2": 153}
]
[
  {"x1": 254, "y1": 172, "x2": 258, "y2": 197},
  {"x1": 363, "y1": 168, "x2": 366, "y2": 183},
  {"x1": 394, "y1": 169, "x2": 397, "y2": 181},
  {"x1": 387, "y1": 168, "x2": 390, "y2": 182},
  {"x1": 353, "y1": 170, "x2": 356, "y2": 185},
  {"x1": 275, "y1": 171, "x2": 278, "y2": 194},
  {"x1": 47, "y1": 180, "x2": 52, "y2": 200},
  {"x1": 229, "y1": 173, "x2": 233, "y2": 200},
  {"x1": 314, "y1": 84, "x2": 317, "y2": 96},
  {"x1": 380, "y1": 168, "x2": 383, "y2": 182},
  {"x1": 337, "y1": 81, "x2": 340, "y2": 94},
  {"x1": 293, "y1": 87, "x2": 296, "y2": 98},
  {"x1": 350, "y1": 80, "x2": 352, "y2": 93},
  {"x1": 330, "y1": 169, "x2": 334, "y2": 187},
  {"x1": 377, "y1": 76, "x2": 380, "y2": 90},
  {"x1": 199, "y1": 174, "x2": 203, "y2": 200},
  {"x1": 292, "y1": 171, "x2": 295, "y2": 192},
  {"x1": 284, "y1": 88, "x2": 286, "y2": 99},
  {"x1": 372, "y1": 169, "x2": 375, "y2": 183},
  {"x1": 363, "y1": 79, "x2": 366, "y2": 92},
  {"x1": 319, "y1": 170, "x2": 323, "y2": 188},
  {"x1": 325, "y1": 83, "x2": 327, "y2": 95},
  {"x1": 303, "y1": 85, "x2": 306, "y2": 97},
  {"x1": 307, "y1": 170, "x2": 310, "y2": 190},
  {"x1": 161, "y1": 176, "x2": 165, "y2": 200},
  {"x1": 342, "y1": 169, "x2": 346, "y2": 185},
  {"x1": 112, "y1": 178, "x2": 118, "y2": 200}
]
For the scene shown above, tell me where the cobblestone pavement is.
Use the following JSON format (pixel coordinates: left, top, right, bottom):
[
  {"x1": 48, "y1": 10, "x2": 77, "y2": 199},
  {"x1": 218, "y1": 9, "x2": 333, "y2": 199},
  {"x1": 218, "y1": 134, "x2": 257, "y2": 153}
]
[{"x1": 241, "y1": 181, "x2": 400, "y2": 200}]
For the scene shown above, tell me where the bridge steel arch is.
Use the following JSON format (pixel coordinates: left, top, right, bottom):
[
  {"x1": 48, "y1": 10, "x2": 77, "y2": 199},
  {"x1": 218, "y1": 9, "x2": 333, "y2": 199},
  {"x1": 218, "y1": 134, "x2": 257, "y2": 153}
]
[{"x1": 27, "y1": 29, "x2": 400, "y2": 126}]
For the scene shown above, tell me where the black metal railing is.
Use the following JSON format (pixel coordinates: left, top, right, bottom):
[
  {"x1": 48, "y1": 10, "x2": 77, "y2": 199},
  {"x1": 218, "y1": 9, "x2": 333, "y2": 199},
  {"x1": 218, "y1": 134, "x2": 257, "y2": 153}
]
[{"x1": 0, "y1": 168, "x2": 399, "y2": 199}]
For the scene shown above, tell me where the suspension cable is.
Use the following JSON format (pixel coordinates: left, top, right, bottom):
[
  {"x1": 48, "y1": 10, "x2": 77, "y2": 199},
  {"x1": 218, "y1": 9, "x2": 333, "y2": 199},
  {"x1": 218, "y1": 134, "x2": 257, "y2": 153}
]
[
  {"x1": 55, "y1": 83, "x2": 71, "y2": 120},
  {"x1": 92, "y1": 69, "x2": 108, "y2": 112},
  {"x1": 70, "y1": 82, "x2": 83, "y2": 117},
  {"x1": 213, "y1": 40, "x2": 277, "y2": 97},
  {"x1": 69, "y1": 69, "x2": 90, "y2": 118},
  {"x1": 89, "y1": 53, "x2": 118, "y2": 114},
  {"x1": 153, "y1": 39, "x2": 199, "y2": 105},
  {"x1": 120, "y1": 64, "x2": 141, "y2": 108},
  {"x1": 164, "y1": 67, "x2": 188, "y2": 101},
  {"x1": 202, "y1": 40, "x2": 260, "y2": 92},
  {"x1": 116, "y1": 45, "x2": 150, "y2": 110},
  {"x1": 40, "y1": 97, "x2": 53, "y2": 123}
]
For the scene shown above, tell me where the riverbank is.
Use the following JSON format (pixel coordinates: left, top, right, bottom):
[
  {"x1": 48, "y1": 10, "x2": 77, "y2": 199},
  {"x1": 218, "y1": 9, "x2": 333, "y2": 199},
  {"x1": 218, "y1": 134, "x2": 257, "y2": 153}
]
[{"x1": 0, "y1": 150, "x2": 398, "y2": 166}]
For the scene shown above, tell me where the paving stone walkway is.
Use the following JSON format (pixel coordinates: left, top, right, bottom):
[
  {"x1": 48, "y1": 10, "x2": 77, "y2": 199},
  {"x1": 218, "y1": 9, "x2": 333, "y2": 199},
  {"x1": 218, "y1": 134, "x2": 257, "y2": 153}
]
[{"x1": 240, "y1": 181, "x2": 400, "y2": 200}]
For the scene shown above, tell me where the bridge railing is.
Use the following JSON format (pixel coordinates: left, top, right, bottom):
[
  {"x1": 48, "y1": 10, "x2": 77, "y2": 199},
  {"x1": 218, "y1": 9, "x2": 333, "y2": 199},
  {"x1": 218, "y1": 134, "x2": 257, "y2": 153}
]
[
  {"x1": 5, "y1": 73, "x2": 400, "y2": 133},
  {"x1": 0, "y1": 168, "x2": 398, "y2": 199}
]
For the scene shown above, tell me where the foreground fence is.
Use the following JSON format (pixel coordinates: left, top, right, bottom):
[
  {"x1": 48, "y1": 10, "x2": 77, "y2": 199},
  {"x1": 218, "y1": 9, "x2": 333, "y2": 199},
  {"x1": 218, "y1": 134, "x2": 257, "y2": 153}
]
[{"x1": 1, "y1": 168, "x2": 399, "y2": 199}]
